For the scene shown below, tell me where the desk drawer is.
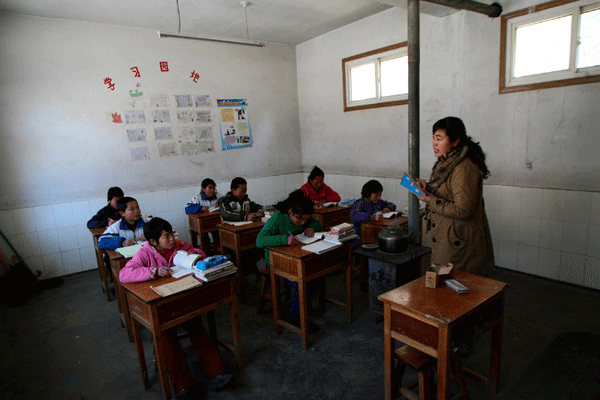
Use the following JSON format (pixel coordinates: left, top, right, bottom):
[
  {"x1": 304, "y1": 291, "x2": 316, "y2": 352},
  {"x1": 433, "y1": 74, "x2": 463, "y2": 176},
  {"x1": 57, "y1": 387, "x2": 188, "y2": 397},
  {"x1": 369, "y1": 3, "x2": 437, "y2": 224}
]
[
  {"x1": 304, "y1": 246, "x2": 349, "y2": 277},
  {"x1": 157, "y1": 278, "x2": 232, "y2": 327},
  {"x1": 391, "y1": 310, "x2": 439, "y2": 350}
]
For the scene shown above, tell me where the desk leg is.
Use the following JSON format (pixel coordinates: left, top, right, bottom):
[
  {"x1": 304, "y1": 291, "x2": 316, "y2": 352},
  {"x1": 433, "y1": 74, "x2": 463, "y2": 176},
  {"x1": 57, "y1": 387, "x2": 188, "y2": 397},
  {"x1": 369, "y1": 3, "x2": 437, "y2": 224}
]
[
  {"x1": 270, "y1": 270, "x2": 282, "y2": 334},
  {"x1": 154, "y1": 331, "x2": 172, "y2": 400},
  {"x1": 207, "y1": 311, "x2": 217, "y2": 340},
  {"x1": 200, "y1": 233, "x2": 212, "y2": 257},
  {"x1": 109, "y1": 266, "x2": 125, "y2": 327},
  {"x1": 345, "y1": 262, "x2": 353, "y2": 323},
  {"x1": 235, "y1": 250, "x2": 243, "y2": 293},
  {"x1": 490, "y1": 315, "x2": 503, "y2": 394},
  {"x1": 384, "y1": 304, "x2": 393, "y2": 400},
  {"x1": 229, "y1": 294, "x2": 244, "y2": 370},
  {"x1": 189, "y1": 229, "x2": 199, "y2": 249},
  {"x1": 299, "y1": 280, "x2": 309, "y2": 349},
  {"x1": 130, "y1": 311, "x2": 150, "y2": 389},
  {"x1": 437, "y1": 326, "x2": 451, "y2": 400}
]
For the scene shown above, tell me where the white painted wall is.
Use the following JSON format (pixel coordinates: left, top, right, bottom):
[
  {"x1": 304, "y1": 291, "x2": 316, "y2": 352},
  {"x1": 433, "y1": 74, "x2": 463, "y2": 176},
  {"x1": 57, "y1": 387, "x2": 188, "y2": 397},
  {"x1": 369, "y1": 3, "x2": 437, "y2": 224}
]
[
  {"x1": 296, "y1": 6, "x2": 600, "y2": 190},
  {"x1": 0, "y1": 12, "x2": 301, "y2": 210}
]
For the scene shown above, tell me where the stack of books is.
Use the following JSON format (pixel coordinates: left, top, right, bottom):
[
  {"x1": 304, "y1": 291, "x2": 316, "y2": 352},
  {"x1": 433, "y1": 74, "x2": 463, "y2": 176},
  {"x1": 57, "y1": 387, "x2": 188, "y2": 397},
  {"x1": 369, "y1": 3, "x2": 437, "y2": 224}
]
[
  {"x1": 192, "y1": 259, "x2": 237, "y2": 282},
  {"x1": 327, "y1": 223, "x2": 357, "y2": 243}
]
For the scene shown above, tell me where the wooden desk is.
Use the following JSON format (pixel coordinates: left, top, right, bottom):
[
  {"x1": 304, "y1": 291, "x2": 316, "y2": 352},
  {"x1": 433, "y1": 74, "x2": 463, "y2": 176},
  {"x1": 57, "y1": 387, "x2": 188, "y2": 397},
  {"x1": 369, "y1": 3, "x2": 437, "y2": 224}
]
[
  {"x1": 187, "y1": 211, "x2": 221, "y2": 255},
  {"x1": 106, "y1": 249, "x2": 134, "y2": 342},
  {"x1": 313, "y1": 206, "x2": 351, "y2": 231},
  {"x1": 122, "y1": 274, "x2": 243, "y2": 400},
  {"x1": 89, "y1": 228, "x2": 111, "y2": 301},
  {"x1": 217, "y1": 221, "x2": 264, "y2": 289},
  {"x1": 268, "y1": 242, "x2": 353, "y2": 349},
  {"x1": 379, "y1": 271, "x2": 507, "y2": 400}
]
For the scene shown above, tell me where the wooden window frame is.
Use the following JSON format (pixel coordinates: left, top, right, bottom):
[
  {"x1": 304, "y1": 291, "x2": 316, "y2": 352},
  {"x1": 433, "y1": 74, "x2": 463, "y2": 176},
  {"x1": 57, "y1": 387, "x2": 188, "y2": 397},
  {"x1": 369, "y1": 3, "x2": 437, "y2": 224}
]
[
  {"x1": 499, "y1": 0, "x2": 600, "y2": 94},
  {"x1": 342, "y1": 42, "x2": 408, "y2": 112}
]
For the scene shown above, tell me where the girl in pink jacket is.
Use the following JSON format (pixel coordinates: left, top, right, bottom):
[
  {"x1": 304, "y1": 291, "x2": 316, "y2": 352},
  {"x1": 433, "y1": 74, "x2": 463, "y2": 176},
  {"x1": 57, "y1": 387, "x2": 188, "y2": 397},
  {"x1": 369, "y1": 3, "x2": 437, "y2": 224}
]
[{"x1": 119, "y1": 217, "x2": 232, "y2": 397}]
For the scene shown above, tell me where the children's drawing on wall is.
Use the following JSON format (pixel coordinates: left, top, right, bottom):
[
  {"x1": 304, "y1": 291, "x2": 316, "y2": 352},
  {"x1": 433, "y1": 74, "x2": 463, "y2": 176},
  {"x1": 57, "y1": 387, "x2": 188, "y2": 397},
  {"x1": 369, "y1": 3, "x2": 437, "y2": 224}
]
[
  {"x1": 174, "y1": 94, "x2": 193, "y2": 108},
  {"x1": 181, "y1": 142, "x2": 198, "y2": 155},
  {"x1": 195, "y1": 95, "x2": 211, "y2": 107},
  {"x1": 194, "y1": 110, "x2": 211, "y2": 123},
  {"x1": 130, "y1": 147, "x2": 150, "y2": 161},
  {"x1": 129, "y1": 89, "x2": 143, "y2": 98},
  {"x1": 199, "y1": 140, "x2": 215, "y2": 153},
  {"x1": 155, "y1": 127, "x2": 173, "y2": 140},
  {"x1": 127, "y1": 128, "x2": 147, "y2": 142},
  {"x1": 177, "y1": 110, "x2": 194, "y2": 123},
  {"x1": 199, "y1": 126, "x2": 213, "y2": 139},
  {"x1": 150, "y1": 95, "x2": 169, "y2": 108},
  {"x1": 218, "y1": 99, "x2": 252, "y2": 151},
  {"x1": 124, "y1": 110, "x2": 146, "y2": 124},
  {"x1": 179, "y1": 126, "x2": 198, "y2": 140},
  {"x1": 152, "y1": 109, "x2": 171, "y2": 123},
  {"x1": 109, "y1": 112, "x2": 123, "y2": 123},
  {"x1": 159, "y1": 142, "x2": 178, "y2": 157}
]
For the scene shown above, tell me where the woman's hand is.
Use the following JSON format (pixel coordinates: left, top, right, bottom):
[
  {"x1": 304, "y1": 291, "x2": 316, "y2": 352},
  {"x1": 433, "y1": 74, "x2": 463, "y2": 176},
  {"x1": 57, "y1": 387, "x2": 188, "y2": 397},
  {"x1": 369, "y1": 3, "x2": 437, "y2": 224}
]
[
  {"x1": 415, "y1": 179, "x2": 432, "y2": 203},
  {"x1": 287, "y1": 235, "x2": 299, "y2": 245},
  {"x1": 157, "y1": 266, "x2": 172, "y2": 277},
  {"x1": 303, "y1": 227, "x2": 315, "y2": 237}
]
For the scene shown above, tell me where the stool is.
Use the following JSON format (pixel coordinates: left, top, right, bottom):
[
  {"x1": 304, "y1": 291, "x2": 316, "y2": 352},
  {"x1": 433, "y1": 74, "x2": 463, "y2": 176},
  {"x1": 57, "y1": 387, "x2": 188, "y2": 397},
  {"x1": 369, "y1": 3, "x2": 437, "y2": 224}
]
[
  {"x1": 257, "y1": 268, "x2": 273, "y2": 313},
  {"x1": 394, "y1": 345, "x2": 470, "y2": 400},
  {"x1": 393, "y1": 345, "x2": 436, "y2": 400}
]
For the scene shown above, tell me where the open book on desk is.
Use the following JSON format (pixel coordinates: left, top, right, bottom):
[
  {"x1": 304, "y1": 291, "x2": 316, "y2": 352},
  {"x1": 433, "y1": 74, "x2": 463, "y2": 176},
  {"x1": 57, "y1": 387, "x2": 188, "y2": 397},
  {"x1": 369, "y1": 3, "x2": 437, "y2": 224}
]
[
  {"x1": 295, "y1": 231, "x2": 330, "y2": 244},
  {"x1": 116, "y1": 243, "x2": 144, "y2": 258},
  {"x1": 383, "y1": 211, "x2": 400, "y2": 219},
  {"x1": 151, "y1": 275, "x2": 202, "y2": 297},
  {"x1": 301, "y1": 235, "x2": 343, "y2": 254},
  {"x1": 208, "y1": 205, "x2": 219, "y2": 212}
]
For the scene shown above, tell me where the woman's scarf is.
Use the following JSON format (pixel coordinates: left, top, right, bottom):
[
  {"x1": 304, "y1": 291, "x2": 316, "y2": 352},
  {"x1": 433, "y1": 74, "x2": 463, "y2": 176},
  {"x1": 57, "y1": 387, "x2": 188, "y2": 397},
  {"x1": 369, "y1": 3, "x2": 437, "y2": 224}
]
[
  {"x1": 426, "y1": 145, "x2": 469, "y2": 195},
  {"x1": 424, "y1": 144, "x2": 469, "y2": 231}
]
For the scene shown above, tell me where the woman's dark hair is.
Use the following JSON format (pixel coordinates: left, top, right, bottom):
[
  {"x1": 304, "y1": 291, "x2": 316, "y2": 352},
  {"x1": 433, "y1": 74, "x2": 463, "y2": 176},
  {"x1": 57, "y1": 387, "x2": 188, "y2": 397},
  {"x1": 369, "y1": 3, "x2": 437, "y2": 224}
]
[
  {"x1": 276, "y1": 189, "x2": 314, "y2": 216},
  {"x1": 143, "y1": 217, "x2": 173, "y2": 242},
  {"x1": 308, "y1": 166, "x2": 324, "y2": 181},
  {"x1": 361, "y1": 180, "x2": 383, "y2": 199},
  {"x1": 201, "y1": 178, "x2": 216, "y2": 188},
  {"x1": 432, "y1": 116, "x2": 490, "y2": 179}
]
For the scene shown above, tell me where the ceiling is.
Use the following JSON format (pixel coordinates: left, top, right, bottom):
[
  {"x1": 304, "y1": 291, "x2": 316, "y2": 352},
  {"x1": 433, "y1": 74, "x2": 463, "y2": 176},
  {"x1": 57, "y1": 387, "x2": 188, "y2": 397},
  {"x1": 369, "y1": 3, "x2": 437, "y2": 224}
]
[{"x1": 0, "y1": 0, "x2": 462, "y2": 45}]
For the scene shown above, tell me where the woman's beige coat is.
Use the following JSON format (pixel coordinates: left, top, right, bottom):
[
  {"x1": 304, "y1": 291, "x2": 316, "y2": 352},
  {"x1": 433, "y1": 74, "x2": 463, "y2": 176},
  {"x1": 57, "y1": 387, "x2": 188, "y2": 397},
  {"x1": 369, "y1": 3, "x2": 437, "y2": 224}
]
[{"x1": 427, "y1": 157, "x2": 495, "y2": 276}]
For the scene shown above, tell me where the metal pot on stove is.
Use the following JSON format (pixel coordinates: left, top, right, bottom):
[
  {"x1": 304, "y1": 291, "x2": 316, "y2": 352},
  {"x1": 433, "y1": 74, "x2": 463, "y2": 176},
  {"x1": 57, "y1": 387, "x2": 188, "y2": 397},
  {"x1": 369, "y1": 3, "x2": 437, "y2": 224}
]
[{"x1": 378, "y1": 226, "x2": 409, "y2": 253}]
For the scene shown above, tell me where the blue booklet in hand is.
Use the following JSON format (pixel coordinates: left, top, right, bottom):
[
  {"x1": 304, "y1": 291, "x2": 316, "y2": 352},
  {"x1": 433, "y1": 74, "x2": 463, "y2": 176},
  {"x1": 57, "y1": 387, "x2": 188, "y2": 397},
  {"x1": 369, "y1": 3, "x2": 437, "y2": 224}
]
[{"x1": 400, "y1": 173, "x2": 422, "y2": 197}]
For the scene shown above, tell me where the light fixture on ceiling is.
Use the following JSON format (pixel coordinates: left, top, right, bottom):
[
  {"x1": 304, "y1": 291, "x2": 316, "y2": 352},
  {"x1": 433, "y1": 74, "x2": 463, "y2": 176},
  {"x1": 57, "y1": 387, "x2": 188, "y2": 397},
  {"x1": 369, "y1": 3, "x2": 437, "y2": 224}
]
[{"x1": 158, "y1": 0, "x2": 265, "y2": 47}]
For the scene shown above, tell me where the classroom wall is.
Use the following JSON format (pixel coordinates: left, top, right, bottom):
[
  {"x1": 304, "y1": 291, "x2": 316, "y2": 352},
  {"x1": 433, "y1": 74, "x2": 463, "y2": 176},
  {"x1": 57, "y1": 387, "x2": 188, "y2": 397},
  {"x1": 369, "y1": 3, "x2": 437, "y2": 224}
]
[
  {"x1": 0, "y1": 12, "x2": 303, "y2": 278},
  {"x1": 296, "y1": 5, "x2": 600, "y2": 289},
  {"x1": 0, "y1": 12, "x2": 301, "y2": 210}
]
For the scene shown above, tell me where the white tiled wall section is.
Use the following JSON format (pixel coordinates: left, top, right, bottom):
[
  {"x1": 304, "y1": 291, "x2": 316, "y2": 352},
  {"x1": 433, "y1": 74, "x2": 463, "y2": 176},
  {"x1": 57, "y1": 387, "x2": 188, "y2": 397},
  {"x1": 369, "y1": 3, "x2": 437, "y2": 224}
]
[
  {"x1": 0, "y1": 173, "x2": 304, "y2": 280},
  {"x1": 1, "y1": 177, "x2": 598, "y2": 291}
]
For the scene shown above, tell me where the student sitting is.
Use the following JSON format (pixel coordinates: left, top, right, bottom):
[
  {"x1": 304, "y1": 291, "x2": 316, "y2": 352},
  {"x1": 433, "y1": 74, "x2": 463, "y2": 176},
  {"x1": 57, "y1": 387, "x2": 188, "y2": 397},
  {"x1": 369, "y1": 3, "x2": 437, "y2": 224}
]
[
  {"x1": 217, "y1": 177, "x2": 263, "y2": 222},
  {"x1": 350, "y1": 180, "x2": 396, "y2": 248},
  {"x1": 87, "y1": 187, "x2": 124, "y2": 228},
  {"x1": 300, "y1": 166, "x2": 341, "y2": 207},
  {"x1": 98, "y1": 197, "x2": 148, "y2": 249},
  {"x1": 256, "y1": 190, "x2": 322, "y2": 327},
  {"x1": 119, "y1": 217, "x2": 231, "y2": 398},
  {"x1": 185, "y1": 178, "x2": 221, "y2": 214}
]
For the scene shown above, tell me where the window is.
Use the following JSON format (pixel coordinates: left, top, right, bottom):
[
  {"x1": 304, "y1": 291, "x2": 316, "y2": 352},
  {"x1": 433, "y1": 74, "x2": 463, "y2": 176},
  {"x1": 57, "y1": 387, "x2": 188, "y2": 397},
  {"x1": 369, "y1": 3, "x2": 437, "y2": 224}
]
[
  {"x1": 342, "y1": 42, "x2": 408, "y2": 112},
  {"x1": 500, "y1": 0, "x2": 600, "y2": 93}
]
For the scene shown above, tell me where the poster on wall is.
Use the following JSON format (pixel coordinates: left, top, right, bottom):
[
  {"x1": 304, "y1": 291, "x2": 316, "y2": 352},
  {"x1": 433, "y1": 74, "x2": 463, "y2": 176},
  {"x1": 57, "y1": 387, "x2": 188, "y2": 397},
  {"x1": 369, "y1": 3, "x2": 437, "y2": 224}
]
[{"x1": 218, "y1": 99, "x2": 252, "y2": 151}]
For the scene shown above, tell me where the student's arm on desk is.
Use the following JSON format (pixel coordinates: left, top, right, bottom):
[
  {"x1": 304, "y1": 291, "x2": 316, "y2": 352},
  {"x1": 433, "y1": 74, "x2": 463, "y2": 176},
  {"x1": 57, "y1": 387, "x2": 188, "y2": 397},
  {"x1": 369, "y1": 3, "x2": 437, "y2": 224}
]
[
  {"x1": 176, "y1": 239, "x2": 206, "y2": 259},
  {"x1": 98, "y1": 223, "x2": 127, "y2": 250},
  {"x1": 255, "y1": 217, "x2": 288, "y2": 249},
  {"x1": 323, "y1": 184, "x2": 341, "y2": 202},
  {"x1": 306, "y1": 216, "x2": 322, "y2": 233},
  {"x1": 185, "y1": 203, "x2": 206, "y2": 214},
  {"x1": 87, "y1": 207, "x2": 110, "y2": 229},
  {"x1": 120, "y1": 250, "x2": 160, "y2": 283}
]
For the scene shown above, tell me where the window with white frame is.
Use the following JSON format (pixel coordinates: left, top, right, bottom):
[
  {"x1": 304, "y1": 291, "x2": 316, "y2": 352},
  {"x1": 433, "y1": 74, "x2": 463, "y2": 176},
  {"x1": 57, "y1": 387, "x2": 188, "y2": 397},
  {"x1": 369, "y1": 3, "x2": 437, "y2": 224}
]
[
  {"x1": 342, "y1": 42, "x2": 408, "y2": 112},
  {"x1": 500, "y1": 0, "x2": 600, "y2": 93}
]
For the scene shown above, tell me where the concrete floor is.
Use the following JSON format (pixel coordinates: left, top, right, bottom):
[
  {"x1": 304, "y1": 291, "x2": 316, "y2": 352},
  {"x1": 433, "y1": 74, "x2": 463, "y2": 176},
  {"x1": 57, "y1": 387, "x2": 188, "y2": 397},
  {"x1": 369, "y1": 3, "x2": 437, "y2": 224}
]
[{"x1": 1, "y1": 265, "x2": 599, "y2": 400}]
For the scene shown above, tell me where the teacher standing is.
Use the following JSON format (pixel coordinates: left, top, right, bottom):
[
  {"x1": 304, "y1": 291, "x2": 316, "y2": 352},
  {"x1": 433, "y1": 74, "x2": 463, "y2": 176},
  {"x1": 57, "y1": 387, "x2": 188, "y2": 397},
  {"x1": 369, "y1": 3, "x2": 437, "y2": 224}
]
[{"x1": 416, "y1": 117, "x2": 494, "y2": 277}]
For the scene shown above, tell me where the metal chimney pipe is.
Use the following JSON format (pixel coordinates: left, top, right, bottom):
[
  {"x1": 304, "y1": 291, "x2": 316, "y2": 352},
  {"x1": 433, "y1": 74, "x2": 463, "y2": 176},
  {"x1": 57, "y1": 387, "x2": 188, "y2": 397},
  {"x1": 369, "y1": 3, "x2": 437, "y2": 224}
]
[{"x1": 407, "y1": 0, "x2": 420, "y2": 244}]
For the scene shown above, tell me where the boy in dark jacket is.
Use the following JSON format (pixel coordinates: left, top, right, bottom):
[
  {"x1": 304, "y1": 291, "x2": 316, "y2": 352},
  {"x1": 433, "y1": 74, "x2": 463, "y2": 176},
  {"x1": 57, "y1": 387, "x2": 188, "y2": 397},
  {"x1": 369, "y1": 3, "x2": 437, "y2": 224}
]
[{"x1": 87, "y1": 187, "x2": 124, "y2": 229}]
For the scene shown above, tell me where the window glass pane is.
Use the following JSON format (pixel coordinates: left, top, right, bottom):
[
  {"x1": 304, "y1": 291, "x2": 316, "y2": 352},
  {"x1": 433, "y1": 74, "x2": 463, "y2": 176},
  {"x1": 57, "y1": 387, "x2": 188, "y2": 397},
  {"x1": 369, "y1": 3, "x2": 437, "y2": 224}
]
[
  {"x1": 578, "y1": 8, "x2": 600, "y2": 68},
  {"x1": 380, "y1": 56, "x2": 408, "y2": 97},
  {"x1": 350, "y1": 62, "x2": 376, "y2": 101},
  {"x1": 513, "y1": 15, "x2": 572, "y2": 78}
]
